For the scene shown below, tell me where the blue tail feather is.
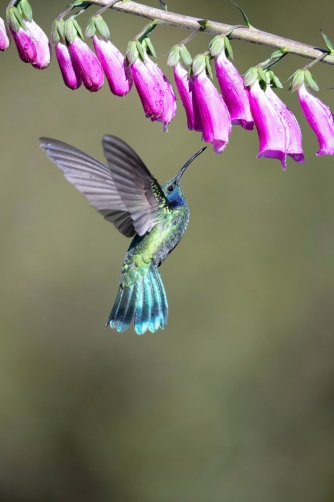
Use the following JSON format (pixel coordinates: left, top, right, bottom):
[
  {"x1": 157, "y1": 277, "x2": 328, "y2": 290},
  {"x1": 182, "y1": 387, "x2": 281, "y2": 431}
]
[{"x1": 107, "y1": 264, "x2": 168, "y2": 335}]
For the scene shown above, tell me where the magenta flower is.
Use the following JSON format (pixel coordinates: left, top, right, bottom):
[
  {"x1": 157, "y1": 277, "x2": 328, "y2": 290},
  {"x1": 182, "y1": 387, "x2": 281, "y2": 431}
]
[
  {"x1": 93, "y1": 36, "x2": 132, "y2": 96},
  {"x1": 298, "y1": 83, "x2": 334, "y2": 156},
  {"x1": 265, "y1": 85, "x2": 304, "y2": 163},
  {"x1": 192, "y1": 54, "x2": 231, "y2": 153},
  {"x1": 65, "y1": 20, "x2": 104, "y2": 92},
  {"x1": 6, "y1": 6, "x2": 36, "y2": 63},
  {"x1": 6, "y1": 2, "x2": 50, "y2": 68},
  {"x1": 127, "y1": 40, "x2": 177, "y2": 130},
  {"x1": 54, "y1": 40, "x2": 81, "y2": 90},
  {"x1": 167, "y1": 44, "x2": 202, "y2": 132},
  {"x1": 247, "y1": 79, "x2": 287, "y2": 169},
  {"x1": 215, "y1": 52, "x2": 254, "y2": 130},
  {"x1": 209, "y1": 36, "x2": 254, "y2": 130},
  {"x1": 25, "y1": 19, "x2": 51, "y2": 69},
  {"x1": 0, "y1": 17, "x2": 10, "y2": 51}
]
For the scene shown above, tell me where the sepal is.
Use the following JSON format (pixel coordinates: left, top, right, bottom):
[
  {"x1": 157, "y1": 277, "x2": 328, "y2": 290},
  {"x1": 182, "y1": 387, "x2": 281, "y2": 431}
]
[
  {"x1": 167, "y1": 44, "x2": 180, "y2": 66},
  {"x1": 6, "y1": 7, "x2": 26, "y2": 33},
  {"x1": 304, "y1": 70, "x2": 319, "y2": 91},
  {"x1": 52, "y1": 19, "x2": 66, "y2": 44},
  {"x1": 266, "y1": 70, "x2": 283, "y2": 88},
  {"x1": 243, "y1": 67, "x2": 258, "y2": 87},
  {"x1": 18, "y1": 0, "x2": 33, "y2": 22},
  {"x1": 95, "y1": 15, "x2": 110, "y2": 40},
  {"x1": 144, "y1": 37, "x2": 156, "y2": 58},
  {"x1": 85, "y1": 17, "x2": 96, "y2": 38},
  {"x1": 205, "y1": 54, "x2": 213, "y2": 79},
  {"x1": 65, "y1": 19, "x2": 84, "y2": 44},
  {"x1": 192, "y1": 54, "x2": 206, "y2": 75},
  {"x1": 180, "y1": 45, "x2": 192, "y2": 66},
  {"x1": 289, "y1": 69, "x2": 305, "y2": 92},
  {"x1": 209, "y1": 35, "x2": 225, "y2": 57},
  {"x1": 126, "y1": 40, "x2": 139, "y2": 65}
]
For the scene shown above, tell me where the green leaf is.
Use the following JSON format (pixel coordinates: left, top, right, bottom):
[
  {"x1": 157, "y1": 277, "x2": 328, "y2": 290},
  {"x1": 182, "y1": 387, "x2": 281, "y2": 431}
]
[
  {"x1": 95, "y1": 15, "x2": 110, "y2": 40},
  {"x1": 167, "y1": 45, "x2": 180, "y2": 66},
  {"x1": 243, "y1": 67, "x2": 258, "y2": 87},
  {"x1": 224, "y1": 37, "x2": 234, "y2": 59},
  {"x1": 230, "y1": 1, "x2": 254, "y2": 29},
  {"x1": 209, "y1": 35, "x2": 225, "y2": 57},
  {"x1": 320, "y1": 30, "x2": 334, "y2": 55},
  {"x1": 205, "y1": 55, "x2": 213, "y2": 79},
  {"x1": 136, "y1": 40, "x2": 146, "y2": 61},
  {"x1": 145, "y1": 37, "x2": 157, "y2": 58},
  {"x1": 19, "y1": 0, "x2": 33, "y2": 22},
  {"x1": 85, "y1": 17, "x2": 96, "y2": 38},
  {"x1": 127, "y1": 40, "x2": 139, "y2": 65},
  {"x1": 304, "y1": 70, "x2": 319, "y2": 91},
  {"x1": 180, "y1": 45, "x2": 192, "y2": 66},
  {"x1": 65, "y1": 19, "x2": 78, "y2": 44},
  {"x1": 192, "y1": 54, "x2": 206, "y2": 75}
]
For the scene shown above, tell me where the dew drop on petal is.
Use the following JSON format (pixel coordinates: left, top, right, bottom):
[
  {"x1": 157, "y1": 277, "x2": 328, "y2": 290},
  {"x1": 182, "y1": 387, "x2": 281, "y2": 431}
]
[
  {"x1": 24, "y1": 43, "x2": 29, "y2": 50},
  {"x1": 278, "y1": 127, "x2": 283, "y2": 133}
]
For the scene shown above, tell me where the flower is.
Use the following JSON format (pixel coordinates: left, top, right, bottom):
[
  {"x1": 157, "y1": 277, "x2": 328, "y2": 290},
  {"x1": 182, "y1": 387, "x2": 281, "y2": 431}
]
[
  {"x1": 167, "y1": 44, "x2": 202, "y2": 131},
  {"x1": 265, "y1": 85, "x2": 304, "y2": 164},
  {"x1": 298, "y1": 81, "x2": 334, "y2": 156},
  {"x1": 84, "y1": 14, "x2": 132, "y2": 96},
  {"x1": 65, "y1": 19, "x2": 104, "y2": 92},
  {"x1": 55, "y1": 40, "x2": 81, "y2": 90},
  {"x1": 93, "y1": 36, "x2": 132, "y2": 96},
  {"x1": 0, "y1": 17, "x2": 10, "y2": 51},
  {"x1": 6, "y1": 6, "x2": 36, "y2": 64},
  {"x1": 127, "y1": 40, "x2": 177, "y2": 130},
  {"x1": 6, "y1": 1, "x2": 50, "y2": 68},
  {"x1": 25, "y1": 19, "x2": 51, "y2": 69},
  {"x1": 210, "y1": 36, "x2": 254, "y2": 130},
  {"x1": 192, "y1": 54, "x2": 231, "y2": 153}
]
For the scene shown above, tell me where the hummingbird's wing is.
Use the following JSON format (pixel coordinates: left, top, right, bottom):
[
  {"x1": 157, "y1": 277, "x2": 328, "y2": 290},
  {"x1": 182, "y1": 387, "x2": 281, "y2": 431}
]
[
  {"x1": 39, "y1": 137, "x2": 169, "y2": 238},
  {"x1": 102, "y1": 135, "x2": 169, "y2": 235}
]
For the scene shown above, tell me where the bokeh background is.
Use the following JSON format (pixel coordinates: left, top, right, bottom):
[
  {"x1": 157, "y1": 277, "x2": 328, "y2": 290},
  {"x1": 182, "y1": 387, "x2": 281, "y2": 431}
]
[{"x1": 1, "y1": 0, "x2": 334, "y2": 500}]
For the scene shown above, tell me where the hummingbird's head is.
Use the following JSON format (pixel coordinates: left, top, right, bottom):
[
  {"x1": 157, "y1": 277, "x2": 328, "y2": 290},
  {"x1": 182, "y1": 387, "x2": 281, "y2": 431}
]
[{"x1": 162, "y1": 147, "x2": 207, "y2": 208}]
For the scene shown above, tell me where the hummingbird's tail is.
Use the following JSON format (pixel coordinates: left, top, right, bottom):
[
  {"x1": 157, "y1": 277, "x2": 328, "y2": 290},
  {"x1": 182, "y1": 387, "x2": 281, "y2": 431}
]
[{"x1": 107, "y1": 264, "x2": 168, "y2": 335}]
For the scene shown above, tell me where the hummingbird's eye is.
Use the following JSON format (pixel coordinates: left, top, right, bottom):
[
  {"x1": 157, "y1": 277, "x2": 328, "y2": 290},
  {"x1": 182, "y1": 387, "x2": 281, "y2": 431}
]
[{"x1": 167, "y1": 185, "x2": 174, "y2": 192}]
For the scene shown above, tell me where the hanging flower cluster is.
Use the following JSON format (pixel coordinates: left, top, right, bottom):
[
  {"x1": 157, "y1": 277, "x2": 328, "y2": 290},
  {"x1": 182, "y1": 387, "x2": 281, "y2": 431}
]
[{"x1": 2, "y1": 0, "x2": 334, "y2": 165}]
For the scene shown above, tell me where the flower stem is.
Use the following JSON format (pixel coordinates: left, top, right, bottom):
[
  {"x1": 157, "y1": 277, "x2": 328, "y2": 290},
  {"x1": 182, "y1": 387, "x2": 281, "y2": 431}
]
[
  {"x1": 179, "y1": 27, "x2": 201, "y2": 46},
  {"x1": 74, "y1": 0, "x2": 334, "y2": 67},
  {"x1": 95, "y1": 0, "x2": 121, "y2": 17}
]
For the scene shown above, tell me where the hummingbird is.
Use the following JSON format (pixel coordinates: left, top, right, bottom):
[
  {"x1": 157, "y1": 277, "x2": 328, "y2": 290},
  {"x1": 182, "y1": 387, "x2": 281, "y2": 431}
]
[{"x1": 39, "y1": 135, "x2": 206, "y2": 334}]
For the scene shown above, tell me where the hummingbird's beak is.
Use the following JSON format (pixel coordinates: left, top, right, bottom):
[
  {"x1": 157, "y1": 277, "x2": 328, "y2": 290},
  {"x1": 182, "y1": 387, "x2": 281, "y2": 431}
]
[{"x1": 176, "y1": 147, "x2": 207, "y2": 181}]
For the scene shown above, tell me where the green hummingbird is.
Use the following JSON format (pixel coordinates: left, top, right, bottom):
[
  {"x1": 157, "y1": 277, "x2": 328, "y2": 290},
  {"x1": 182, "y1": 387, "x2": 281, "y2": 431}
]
[{"x1": 39, "y1": 135, "x2": 206, "y2": 334}]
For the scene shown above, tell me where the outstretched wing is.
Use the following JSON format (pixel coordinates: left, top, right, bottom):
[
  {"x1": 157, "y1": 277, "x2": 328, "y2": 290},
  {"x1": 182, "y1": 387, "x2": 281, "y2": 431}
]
[
  {"x1": 102, "y1": 135, "x2": 170, "y2": 235},
  {"x1": 39, "y1": 137, "x2": 170, "y2": 238}
]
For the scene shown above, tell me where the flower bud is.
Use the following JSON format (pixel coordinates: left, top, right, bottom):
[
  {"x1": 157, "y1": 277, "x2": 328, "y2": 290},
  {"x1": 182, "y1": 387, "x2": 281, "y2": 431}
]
[
  {"x1": 0, "y1": 17, "x2": 10, "y2": 51},
  {"x1": 192, "y1": 55, "x2": 231, "y2": 153},
  {"x1": 6, "y1": 7, "x2": 36, "y2": 63},
  {"x1": 298, "y1": 83, "x2": 334, "y2": 156},
  {"x1": 174, "y1": 61, "x2": 202, "y2": 131},
  {"x1": 66, "y1": 20, "x2": 104, "y2": 92},
  {"x1": 214, "y1": 48, "x2": 254, "y2": 130},
  {"x1": 55, "y1": 41, "x2": 81, "y2": 90},
  {"x1": 93, "y1": 35, "x2": 132, "y2": 96},
  {"x1": 25, "y1": 19, "x2": 51, "y2": 69}
]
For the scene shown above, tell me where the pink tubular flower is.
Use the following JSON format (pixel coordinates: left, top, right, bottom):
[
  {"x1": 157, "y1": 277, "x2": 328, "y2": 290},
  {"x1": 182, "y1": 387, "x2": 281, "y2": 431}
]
[
  {"x1": 129, "y1": 42, "x2": 177, "y2": 130},
  {"x1": 0, "y1": 17, "x2": 10, "y2": 51},
  {"x1": 10, "y1": 25, "x2": 36, "y2": 63},
  {"x1": 298, "y1": 83, "x2": 334, "y2": 156},
  {"x1": 174, "y1": 61, "x2": 202, "y2": 132},
  {"x1": 247, "y1": 79, "x2": 288, "y2": 169},
  {"x1": 93, "y1": 35, "x2": 132, "y2": 96},
  {"x1": 265, "y1": 85, "x2": 304, "y2": 164},
  {"x1": 25, "y1": 19, "x2": 51, "y2": 69},
  {"x1": 68, "y1": 36, "x2": 104, "y2": 92},
  {"x1": 215, "y1": 51, "x2": 254, "y2": 130},
  {"x1": 192, "y1": 54, "x2": 231, "y2": 154},
  {"x1": 55, "y1": 41, "x2": 81, "y2": 90}
]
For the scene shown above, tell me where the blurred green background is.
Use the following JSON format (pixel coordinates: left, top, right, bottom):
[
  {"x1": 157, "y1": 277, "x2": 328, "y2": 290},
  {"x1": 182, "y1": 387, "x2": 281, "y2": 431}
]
[{"x1": 1, "y1": 0, "x2": 334, "y2": 500}]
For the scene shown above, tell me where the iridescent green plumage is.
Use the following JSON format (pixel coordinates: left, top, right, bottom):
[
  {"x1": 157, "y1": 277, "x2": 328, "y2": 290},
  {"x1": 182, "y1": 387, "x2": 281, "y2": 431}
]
[{"x1": 39, "y1": 135, "x2": 206, "y2": 335}]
